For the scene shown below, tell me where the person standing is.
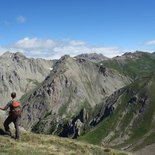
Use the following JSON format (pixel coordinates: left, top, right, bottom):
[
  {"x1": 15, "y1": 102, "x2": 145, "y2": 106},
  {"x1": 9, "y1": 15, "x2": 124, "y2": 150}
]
[{"x1": 0, "y1": 92, "x2": 22, "y2": 140}]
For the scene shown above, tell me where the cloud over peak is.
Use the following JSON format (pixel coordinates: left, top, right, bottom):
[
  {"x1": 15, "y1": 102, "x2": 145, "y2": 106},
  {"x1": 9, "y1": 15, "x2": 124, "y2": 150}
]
[
  {"x1": 0, "y1": 37, "x2": 124, "y2": 59},
  {"x1": 15, "y1": 37, "x2": 55, "y2": 49}
]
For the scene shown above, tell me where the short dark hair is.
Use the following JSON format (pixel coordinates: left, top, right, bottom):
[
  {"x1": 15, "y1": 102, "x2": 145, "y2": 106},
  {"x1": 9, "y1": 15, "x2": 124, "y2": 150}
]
[{"x1": 11, "y1": 92, "x2": 16, "y2": 99}]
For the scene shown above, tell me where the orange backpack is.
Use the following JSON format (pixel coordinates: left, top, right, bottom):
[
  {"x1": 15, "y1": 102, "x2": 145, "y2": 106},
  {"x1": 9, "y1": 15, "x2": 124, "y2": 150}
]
[{"x1": 11, "y1": 100, "x2": 22, "y2": 117}]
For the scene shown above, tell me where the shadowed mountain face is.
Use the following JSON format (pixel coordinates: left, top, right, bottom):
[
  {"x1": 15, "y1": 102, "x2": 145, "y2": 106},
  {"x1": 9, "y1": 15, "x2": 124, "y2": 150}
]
[{"x1": 0, "y1": 51, "x2": 55, "y2": 106}]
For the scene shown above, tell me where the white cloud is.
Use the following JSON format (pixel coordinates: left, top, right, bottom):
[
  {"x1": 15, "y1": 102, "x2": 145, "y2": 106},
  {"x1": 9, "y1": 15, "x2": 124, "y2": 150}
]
[
  {"x1": 0, "y1": 37, "x2": 124, "y2": 59},
  {"x1": 17, "y1": 16, "x2": 26, "y2": 24},
  {"x1": 15, "y1": 37, "x2": 55, "y2": 49},
  {"x1": 145, "y1": 39, "x2": 155, "y2": 45}
]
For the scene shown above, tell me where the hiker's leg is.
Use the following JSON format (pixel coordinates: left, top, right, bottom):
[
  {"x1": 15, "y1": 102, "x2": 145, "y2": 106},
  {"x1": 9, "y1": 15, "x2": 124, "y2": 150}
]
[
  {"x1": 3, "y1": 116, "x2": 12, "y2": 136},
  {"x1": 13, "y1": 117, "x2": 20, "y2": 139}
]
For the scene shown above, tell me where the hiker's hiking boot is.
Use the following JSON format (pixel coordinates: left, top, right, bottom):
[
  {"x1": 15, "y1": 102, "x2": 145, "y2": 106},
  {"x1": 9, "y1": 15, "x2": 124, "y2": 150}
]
[
  {"x1": 4, "y1": 131, "x2": 12, "y2": 137},
  {"x1": 10, "y1": 135, "x2": 20, "y2": 141}
]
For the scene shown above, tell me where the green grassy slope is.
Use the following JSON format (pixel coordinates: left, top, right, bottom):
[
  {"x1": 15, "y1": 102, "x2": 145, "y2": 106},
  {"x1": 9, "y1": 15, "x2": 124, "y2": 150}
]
[
  {"x1": 80, "y1": 74, "x2": 155, "y2": 151},
  {"x1": 100, "y1": 52, "x2": 155, "y2": 79},
  {"x1": 0, "y1": 122, "x2": 134, "y2": 155}
]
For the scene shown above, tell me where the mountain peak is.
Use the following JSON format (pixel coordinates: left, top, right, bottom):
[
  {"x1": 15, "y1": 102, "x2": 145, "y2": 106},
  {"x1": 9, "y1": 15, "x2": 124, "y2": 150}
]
[
  {"x1": 1, "y1": 51, "x2": 12, "y2": 58},
  {"x1": 1, "y1": 51, "x2": 27, "y2": 60},
  {"x1": 14, "y1": 52, "x2": 27, "y2": 58},
  {"x1": 75, "y1": 53, "x2": 109, "y2": 62}
]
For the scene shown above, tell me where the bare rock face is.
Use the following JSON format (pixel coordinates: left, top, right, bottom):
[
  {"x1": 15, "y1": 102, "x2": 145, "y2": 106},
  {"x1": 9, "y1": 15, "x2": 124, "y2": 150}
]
[
  {"x1": 21, "y1": 55, "x2": 131, "y2": 136},
  {"x1": 59, "y1": 108, "x2": 89, "y2": 138},
  {"x1": 0, "y1": 51, "x2": 54, "y2": 106}
]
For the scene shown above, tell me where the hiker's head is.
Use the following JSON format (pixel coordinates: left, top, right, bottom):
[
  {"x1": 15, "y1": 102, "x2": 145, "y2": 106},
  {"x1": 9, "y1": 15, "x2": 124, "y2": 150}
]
[{"x1": 11, "y1": 92, "x2": 16, "y2": 99}]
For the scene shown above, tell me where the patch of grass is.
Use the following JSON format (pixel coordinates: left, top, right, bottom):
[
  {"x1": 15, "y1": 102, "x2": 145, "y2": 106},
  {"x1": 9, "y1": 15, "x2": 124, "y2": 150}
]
[
  {"x1": 133, "y1": 131, "x2": 155, "y2": 151},
  {"x1": 110, "y1": 76, "x2": 155, "y2": 150},
  {"x1": 0, "y1": 131, "x2": 132, "y2": 155},
  {"x1": 80, "y1": 75, "x2": 155, "y2": 152}
]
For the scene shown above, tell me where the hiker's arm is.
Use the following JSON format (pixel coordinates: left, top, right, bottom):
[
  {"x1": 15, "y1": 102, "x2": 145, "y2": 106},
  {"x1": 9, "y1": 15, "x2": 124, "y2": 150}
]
[
  {"x1": 0, "y1": 101, "x2": 11, "y2": 111},
  {"x1": 0, "y1": 107, "x2": 6, "y2": 110}
]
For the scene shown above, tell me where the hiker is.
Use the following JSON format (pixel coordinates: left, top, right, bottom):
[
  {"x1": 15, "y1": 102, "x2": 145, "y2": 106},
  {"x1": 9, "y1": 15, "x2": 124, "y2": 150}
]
[{"x1": 0, "y1": 92, "x2": 22, "y2": 140}]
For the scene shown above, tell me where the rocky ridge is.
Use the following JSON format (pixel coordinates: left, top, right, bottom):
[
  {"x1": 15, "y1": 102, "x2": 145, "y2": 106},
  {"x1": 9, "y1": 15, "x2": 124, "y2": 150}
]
[
  {"x1": 20, "y1": 54, "x2": 131, "y2": 138},
  {"x1": 0, "y1": 51, "x2": 54, "y2": 106}
]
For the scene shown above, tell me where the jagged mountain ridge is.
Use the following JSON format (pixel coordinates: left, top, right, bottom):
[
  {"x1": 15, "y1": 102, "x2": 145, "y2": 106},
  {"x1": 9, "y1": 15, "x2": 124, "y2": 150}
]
[
  {"x1": 20, "y1": 55, "x2": 131, "y2": 135},
  {"x1": 0, "y1": 51, "x2": 55, "y2": 106}
]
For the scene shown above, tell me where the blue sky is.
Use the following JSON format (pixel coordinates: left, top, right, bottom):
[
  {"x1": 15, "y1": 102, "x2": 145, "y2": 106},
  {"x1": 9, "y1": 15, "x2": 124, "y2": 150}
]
[{"x1": 0, "y1": 0, "x2": 155, "y2": 59}]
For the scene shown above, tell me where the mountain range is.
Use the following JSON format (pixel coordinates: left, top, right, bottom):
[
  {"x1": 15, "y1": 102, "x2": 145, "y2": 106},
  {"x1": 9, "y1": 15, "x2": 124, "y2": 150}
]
[{"x1": 0, "y1": 51, "x2": 155, "y2": 154}]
